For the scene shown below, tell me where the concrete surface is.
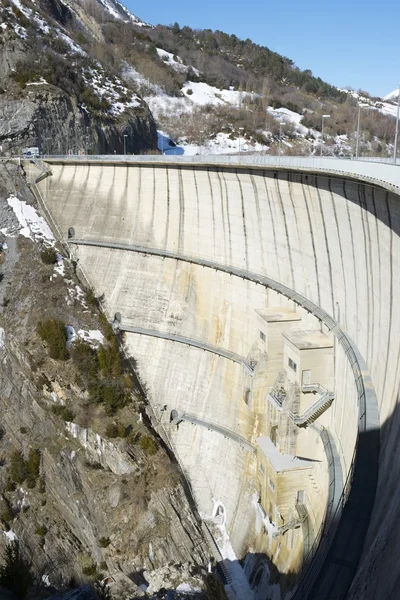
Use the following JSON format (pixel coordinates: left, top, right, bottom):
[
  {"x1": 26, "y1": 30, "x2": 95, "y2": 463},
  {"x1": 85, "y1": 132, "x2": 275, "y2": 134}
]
[{"x1": 27, "y1": 158, "x2": 400, "y2": 599}]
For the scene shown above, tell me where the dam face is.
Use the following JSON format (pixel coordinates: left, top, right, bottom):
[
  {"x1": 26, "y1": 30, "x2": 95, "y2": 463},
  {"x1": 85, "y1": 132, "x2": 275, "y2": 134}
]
[{"x1": 34, "y1": 161, "x2": 400, "y2": 599}]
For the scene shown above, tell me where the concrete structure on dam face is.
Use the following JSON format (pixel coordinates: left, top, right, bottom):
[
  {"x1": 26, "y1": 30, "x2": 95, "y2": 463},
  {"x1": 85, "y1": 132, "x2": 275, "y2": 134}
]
[{"x1": 28, "y1": 156, "x2": 400, "y2": 598}]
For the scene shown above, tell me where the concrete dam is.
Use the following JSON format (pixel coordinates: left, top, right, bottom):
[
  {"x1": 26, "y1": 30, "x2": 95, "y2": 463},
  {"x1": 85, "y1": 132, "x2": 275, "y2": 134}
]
[{"x1": 29, "y1": 156, "x2": 400, "y2": 599}]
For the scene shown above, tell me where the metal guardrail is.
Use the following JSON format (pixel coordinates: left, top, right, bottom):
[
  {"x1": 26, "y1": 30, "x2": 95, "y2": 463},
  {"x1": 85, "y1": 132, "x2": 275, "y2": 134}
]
[
  {"x1": 119, "y1": 325, "x2": 245, "y2": 364},
  {"x1": 172, "y1": 410, "x2": 256, "y2": 453},
  {"x1": 292, "y1": 394, "x2": 334, "y2": 427},
  {"x1": 38, "y1": 154, "x2": 400, "y2": 193},
  {"x1": 267, "y1": 389, "x2": 285, "y2": 411},
  {"x1": 285, "y1": 426, "x2": 343, "y2": 599}
]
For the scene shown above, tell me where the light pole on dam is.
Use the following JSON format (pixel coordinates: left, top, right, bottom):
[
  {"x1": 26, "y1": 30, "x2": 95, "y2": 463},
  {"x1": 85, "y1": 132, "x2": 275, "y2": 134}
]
[{"x1": 31, "y1": 156, "x2": 392, "y2": 600}]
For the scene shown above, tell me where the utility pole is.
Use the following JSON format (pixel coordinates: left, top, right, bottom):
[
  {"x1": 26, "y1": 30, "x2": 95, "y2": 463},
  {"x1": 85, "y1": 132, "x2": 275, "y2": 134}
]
[
  {"x1": 320, "y1": 114, "x2": 330, "y2": 157},
  {"x1": 356, "y1": 105, "x2": 361, "y2": 159},
  {"x1": 279, "y1": 122, "x2": 285, "y2": 155},
  {"x1": 355, "y1": 103, "x2": 370, "y2": 160},
  {"x1": 239, "y1": 127, "x2": 244, "y2": 157},
  {"x1": 394, "y1": 83, "x2": 400, "y2": 164}
]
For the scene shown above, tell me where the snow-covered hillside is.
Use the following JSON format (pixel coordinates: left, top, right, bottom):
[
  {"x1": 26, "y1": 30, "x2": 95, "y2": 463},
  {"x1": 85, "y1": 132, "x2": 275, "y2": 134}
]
[
  {"x1": 2, "y1": 0, "x2": 398, "y2": 159},
  {"x1": 339, "y1": 88, "x2": 399, "y2": 118},
  {"x1": 96, "y1": 0, "x2": 149, "y2": 26},
  {"x1": 384, "y1": 88, "x2": 399, "y2": 101}
]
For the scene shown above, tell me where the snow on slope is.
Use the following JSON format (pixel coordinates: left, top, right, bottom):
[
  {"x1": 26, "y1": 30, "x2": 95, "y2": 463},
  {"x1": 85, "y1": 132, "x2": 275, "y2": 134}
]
[
  {"x1": 83, "y1": 67, "x2": 141, "y2": 116},
  {"x1": 339, "y1": 87, "x2": 400, "y2": 120},
  {"x1": 156, "y1": 48, "x2": 200, "y2": 75},
  {"x1": 97, "y1": 0, "x2": 149, "y2": 26},
  {"x1": 57, "y1": 29, "x2": 86, "y2": 55},
  {"x1": 146, "y1": 80, "x2": 253, "y2": 117},
  {"x1": 267, "y1": 106, "x2": 309, "y2": 135},
  {"x1": 384, "y1": 88, "x2": 399, "y2": 101},
  {"x1": 158, "y1": 129, "x2": 268, "y2": 157},
  {"x1": 1, "y1": 0, "x2": 86, "y2": 52},
  {"x1": 3, "y1": 196, "x2": 55, "y2": 245}
]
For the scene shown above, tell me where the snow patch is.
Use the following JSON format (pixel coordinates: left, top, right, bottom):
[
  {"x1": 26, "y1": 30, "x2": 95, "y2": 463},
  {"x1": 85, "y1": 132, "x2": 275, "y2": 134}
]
[
  {"x1": 0, "y1": 328, "x2": 5, "y2": 350},
  {"x1": 146, "y1": 80, "x2": 254, "y2": 119},
  {"x1": 26, "y1": 78, "x2": 49, "y2": 86},
  {"x1": 176, "y1": 583, "x2": 202, "y2": 592},
  {"x1": 55, "y1": 30, "x2": 86, "y2": 56},
  {"x1": 54, "y1": 258, "x2": 65, "y2": 277},
  {"x1": 4, "y1": 530, "x2": 18, "y2": 542},
  {"x1": 67, "y1": 285, "x2": 88, "y2": 308},
  {"x1": 77, "y1": 329, "x2": 105, "y2": 347},
  {"x1": 384, "y1": 88, "x2": 400, "y2": 101},
  {"x1": 5, "y1": 196, "x2": 55, "y2": 245},
  {"x1": 160, "y1": 130, "x2": 268, "y2": 157},
  {"x1": 10, "y1": 0, "x2": 30, "y2": 18},
  {"x1": 156, "y1": 48, "x2": 199, "y2": 76},
  {"x1": 96, "y1": 0, "x2": 149, "y2": 26},
  {"x1": 83, "y1": 67, "x2": 140, "y2": 116},
  {"x1": 267, "y1": 106, "x2": 309, "y2": 135},
  {"x1": 115, "y1": 0, "x2": 149, "y2": 26}
]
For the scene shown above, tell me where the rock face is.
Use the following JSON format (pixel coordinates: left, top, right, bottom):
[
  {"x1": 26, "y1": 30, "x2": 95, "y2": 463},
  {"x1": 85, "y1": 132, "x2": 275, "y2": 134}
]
[
  {"x1": 0, "y1": 79, "x2": 158, "y2": 156},
  {"x1": 0, "y1": 335, "x2": 206, "y2": 588},
  {"x1": 0, "y1": 163, "x2": 207, "y2": 597},
  {"x1": 0, "y1": 25, "x2": 158, "y2": 155}
]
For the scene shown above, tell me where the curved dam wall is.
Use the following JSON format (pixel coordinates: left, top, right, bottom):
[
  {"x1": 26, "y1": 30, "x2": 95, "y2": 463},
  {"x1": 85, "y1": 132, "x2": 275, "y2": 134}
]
[{"x1": 32, "y1": 160, "x2": 400, "y2": 598}]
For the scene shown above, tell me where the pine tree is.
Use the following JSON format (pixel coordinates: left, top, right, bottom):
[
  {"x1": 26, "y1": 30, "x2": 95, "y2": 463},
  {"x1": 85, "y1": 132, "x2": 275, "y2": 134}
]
[
  {"x1": 0, "y1": 541, "x2": 33, "y2": 598},
  {"x1": 204, "y1": 573, "x2": 228, "y2": 600}
]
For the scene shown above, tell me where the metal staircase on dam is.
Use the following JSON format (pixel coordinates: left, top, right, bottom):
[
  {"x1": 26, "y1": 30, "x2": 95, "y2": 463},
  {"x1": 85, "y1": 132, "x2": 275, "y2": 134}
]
[
  {"x1": 201, "y1": 522, "x2": 232, "y2": 584},
  {"x1": 268, "y1": 382, "x2": 334, "y2": 427},
  {"x1": 287, "y1": 385, "x2": 334, "y2": 428}
]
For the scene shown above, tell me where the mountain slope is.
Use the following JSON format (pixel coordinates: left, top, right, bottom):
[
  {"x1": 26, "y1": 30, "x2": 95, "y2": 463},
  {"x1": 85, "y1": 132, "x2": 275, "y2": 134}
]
[
  {"x1": 96, "y1": 0, "x2": 150, "y2": 25},
  {"x1": 384, "y1": 88, "x2": 399, "y2": 102},
  {"x1": 0, "y1": 0, "x2": 157, "y2": 155},
  {"x1": 0, "y1": 0, "x2": 398, "y2": 159}
]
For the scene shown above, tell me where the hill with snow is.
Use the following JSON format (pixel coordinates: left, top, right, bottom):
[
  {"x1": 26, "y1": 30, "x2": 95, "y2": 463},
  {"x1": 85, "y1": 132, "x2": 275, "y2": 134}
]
[
  {"x1": 0, "y1": 0, "x2": 398, "y2": 159},
  {"x1": 384, "y1": 88, "x2": 399, "y2": 101},
  {"x1": 96, "y1": 0, "x2": 150, "y2": 26}
]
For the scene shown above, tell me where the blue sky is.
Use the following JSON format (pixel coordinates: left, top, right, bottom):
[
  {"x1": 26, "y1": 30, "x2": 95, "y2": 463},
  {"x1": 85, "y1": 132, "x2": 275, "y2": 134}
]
[{"x1": 124, "y1": 0, "x2": 399, "y2": 97}]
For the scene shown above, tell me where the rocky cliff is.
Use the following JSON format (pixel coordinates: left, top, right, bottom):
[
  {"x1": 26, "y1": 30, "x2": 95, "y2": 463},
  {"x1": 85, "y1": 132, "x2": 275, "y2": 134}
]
[
  {"x1": 0, "y1": 1, "x2": 158, "y2": 156},
  {"x1": 0, "y1": 161, "x2": 207, "y2": 598}
]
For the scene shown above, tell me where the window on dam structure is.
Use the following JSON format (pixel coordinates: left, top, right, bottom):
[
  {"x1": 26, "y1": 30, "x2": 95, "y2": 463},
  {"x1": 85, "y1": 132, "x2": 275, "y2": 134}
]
[
  {"x1": 288, "y1": 357, "x2": 297, "y2": 372},
  {"x1": 270, "y1": 425, "x2": 278, "y2": 446}
]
